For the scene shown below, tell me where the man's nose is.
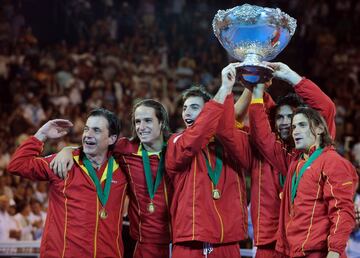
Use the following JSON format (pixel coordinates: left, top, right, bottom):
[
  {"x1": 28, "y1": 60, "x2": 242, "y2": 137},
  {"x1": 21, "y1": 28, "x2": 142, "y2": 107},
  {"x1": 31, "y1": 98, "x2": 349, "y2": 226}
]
[
  {"x1": 84, "y1": 130, "x2": 93, "y2": 137},
  {"x1": 292, "y1": 127, "x2": 299, "y2": 135},
  {"x1": 139, "y1": 121, "x2": 146, "y2": 130},
  {"x1": 282, "y1": 116, "x2": 291, "y2": 125},
  {"x1": 183, "y1": 108, "x2": 190, "y2": 117}
]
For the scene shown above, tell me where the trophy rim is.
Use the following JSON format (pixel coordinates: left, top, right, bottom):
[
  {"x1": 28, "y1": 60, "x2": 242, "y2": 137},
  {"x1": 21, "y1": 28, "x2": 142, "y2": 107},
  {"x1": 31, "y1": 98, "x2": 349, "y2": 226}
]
[{"x1": 212, "y1": 4, "x2": 297, "y2": 39}]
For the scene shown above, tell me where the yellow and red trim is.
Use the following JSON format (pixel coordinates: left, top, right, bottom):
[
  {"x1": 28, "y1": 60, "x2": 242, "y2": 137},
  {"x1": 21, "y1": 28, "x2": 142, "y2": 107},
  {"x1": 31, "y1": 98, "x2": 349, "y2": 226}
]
[
  {"x1": 256, "y1": 160, "x2": 262, "y2": 245},
  {"x1": 192, "y1": 158, "x2": 197, "y2": 240},
  {"x1": 300, "y1": 173, "x2": 322, "y2": 255},
  {"x1": 122, "y1": 156, "x2": 143, "y2": 242},
  {"x1": 61, "y1": 175, "x2": 69, "y2": 258}
]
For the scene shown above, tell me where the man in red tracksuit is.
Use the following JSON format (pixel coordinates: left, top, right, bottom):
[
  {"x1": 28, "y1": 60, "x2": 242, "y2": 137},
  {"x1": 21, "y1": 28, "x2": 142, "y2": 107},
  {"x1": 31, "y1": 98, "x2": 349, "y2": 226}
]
[
  {"x1": 248, "y1": 62, "x2": 336, "y2": 176},
  {"x1": 51, "y1": 100, "x2": 173, "y2": 258},
  {"x1": 249, "y1": 83, "x2": 358, "y2": 256},
  {"x1": 113, "y1": 99, "x2": 173, "y2": 258},
  {"x1": 234, "y1": 61, "x2": 337, "y2": 258},
  {"x1": 235, "y1": 86, "x2": 284, "y2": 258},
  {"x1": 165, "y1": 63, "x2": 252, "y2": 258},
  {"x1": 7, "y1": 108, "x2": 127, "y2": 257}
]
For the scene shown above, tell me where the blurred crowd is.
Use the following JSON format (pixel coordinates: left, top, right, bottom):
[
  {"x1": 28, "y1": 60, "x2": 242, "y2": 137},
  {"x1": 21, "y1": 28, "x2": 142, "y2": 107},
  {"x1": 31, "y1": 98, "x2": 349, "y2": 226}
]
[{"x1": 0, "y1": 0, "x2": 359, "y2": 248}]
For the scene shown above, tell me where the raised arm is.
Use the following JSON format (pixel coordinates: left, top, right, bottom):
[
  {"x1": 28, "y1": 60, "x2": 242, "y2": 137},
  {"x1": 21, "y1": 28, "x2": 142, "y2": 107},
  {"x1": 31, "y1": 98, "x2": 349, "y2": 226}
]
[
  {"x1": 266, "y1": 62, "x2": 336, "y2": 138},
  {"x1": 248, "y1": 84, "x2": 290, "y2": 175},
  {"x1": 166, "y1": 64, "x2": 240, "y2": 173},
  {"x1": 216, "y1": 65, "x2": 253, "y2": 170},
  {"x1": 217, "y1": 93, "x2": 253, "y2": 170},
  {"x1": 293, "y1": 79, "x2": 336, "y2": 139},
  {"x1": 165, "y1": 100, "x2": 224, "y2": 173},
  {"x1": 234, "y1": 88, "x2": 252, "y2": 123},
  {"x1": 50, "y1": 136, "x2": 133, "y2": 179},
  {"x1": 49, "y1": 147, "x2": 76, "y2": 179},
  {"x1": 8, "y1": 119, "x2": 73, "y2": 181}
]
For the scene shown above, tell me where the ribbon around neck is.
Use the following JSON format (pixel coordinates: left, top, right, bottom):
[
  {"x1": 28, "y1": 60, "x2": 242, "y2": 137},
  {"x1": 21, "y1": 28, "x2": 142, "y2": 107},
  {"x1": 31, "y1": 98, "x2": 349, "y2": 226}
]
[
  {"x1": 291, "y1": 148, "x2": 323, "y2": 203},
  {"x1": 83, "y1": 155, "x2": 114, "y2": 207},
  {"x1": 141, "y1": 143, "x2": 166, "y2": 201}
]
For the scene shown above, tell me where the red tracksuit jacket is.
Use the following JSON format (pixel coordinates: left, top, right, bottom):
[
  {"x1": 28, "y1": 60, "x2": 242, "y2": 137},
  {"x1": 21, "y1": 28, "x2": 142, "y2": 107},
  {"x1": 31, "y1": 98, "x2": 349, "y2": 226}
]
[
  {"x1": 113, "y1": 138, "x2": 172, "y2": 244},
  {"x1": 239, "y1": 143, "x2": 284, "y2": 247},
  {"x1": 249, "y1": 78, "x2": 357, "y2": 256},
  {"x1": 245, "y1": 78, "x2": 336, "y2": 247},
  {"x1": 165, "y1": 94, "x2": 251, "y2": 244},
  {"x1": 236, "y1": 93, "x2": 283, "y2": 247},
  {"x1": 7, "y1": 137, "x2": 127, "y2": 258},
  {"x1": 249, "y1": 78, "x2": 337, "y2": 177},
  {"x1": 277, "y1": 146, "x2": 358, "y2": 257}
]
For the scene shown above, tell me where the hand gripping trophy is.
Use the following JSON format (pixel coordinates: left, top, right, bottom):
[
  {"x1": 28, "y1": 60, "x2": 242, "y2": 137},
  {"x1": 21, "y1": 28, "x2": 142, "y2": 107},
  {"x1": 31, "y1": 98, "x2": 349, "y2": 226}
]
[{"x1": 213, "y1": 4, "x2": 297, "y2": 84}]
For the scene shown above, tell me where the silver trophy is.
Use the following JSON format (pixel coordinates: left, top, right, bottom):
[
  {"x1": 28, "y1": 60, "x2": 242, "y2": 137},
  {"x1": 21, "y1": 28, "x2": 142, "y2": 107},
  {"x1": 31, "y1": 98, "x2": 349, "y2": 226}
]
[{"x1": 213, "y1": 4, "x2": 297, "y2": 84}]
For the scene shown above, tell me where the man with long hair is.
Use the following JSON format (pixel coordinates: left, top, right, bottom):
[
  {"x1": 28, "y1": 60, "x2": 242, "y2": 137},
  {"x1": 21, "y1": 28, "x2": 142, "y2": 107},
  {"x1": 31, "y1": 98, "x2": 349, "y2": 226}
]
[
  {"x1": 51, "y1": 100, "x2": 173, "y2": 258},
  {"x1": 233, "y1": 62, "x2": 336, "y2": 258},
  {"x1": 250, "y1": 80, "x2": 358, "y2": 257},
  {"x1": 114, "y1": 99, "x2": 173, "y2": 258}
]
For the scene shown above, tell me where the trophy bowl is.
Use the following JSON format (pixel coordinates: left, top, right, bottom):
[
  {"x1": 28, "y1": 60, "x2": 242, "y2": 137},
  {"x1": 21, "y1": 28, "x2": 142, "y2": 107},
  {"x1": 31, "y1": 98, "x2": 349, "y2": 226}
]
[{"x1": 212, "y1": 4, "x2": 297, "y2": 84}]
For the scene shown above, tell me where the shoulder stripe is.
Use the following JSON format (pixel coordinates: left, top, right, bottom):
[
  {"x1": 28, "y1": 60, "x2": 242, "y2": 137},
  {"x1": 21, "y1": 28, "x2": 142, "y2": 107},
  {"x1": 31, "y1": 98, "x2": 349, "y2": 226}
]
[{"x1": 173, "y1": 134, "x2": 182, "y2": 144}]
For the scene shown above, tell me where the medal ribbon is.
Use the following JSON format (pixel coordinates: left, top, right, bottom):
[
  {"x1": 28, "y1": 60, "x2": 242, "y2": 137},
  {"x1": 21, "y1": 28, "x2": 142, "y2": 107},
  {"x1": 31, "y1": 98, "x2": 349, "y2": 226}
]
[
  {"x1": 279, "y1": 174, "x2": 286, "y2": 188},
  {"x1": 83, "y1": 155, "x2": 114, "y2": 207},
  {"x1": 204, "y1": 142, "x2": 223, "y2": 187},
  {"x1": 141, "y1": 144, "x2": 166, "y2": 201},
  {"x1": 291, "y1": 148, "x2": 323, "y2": 203}
]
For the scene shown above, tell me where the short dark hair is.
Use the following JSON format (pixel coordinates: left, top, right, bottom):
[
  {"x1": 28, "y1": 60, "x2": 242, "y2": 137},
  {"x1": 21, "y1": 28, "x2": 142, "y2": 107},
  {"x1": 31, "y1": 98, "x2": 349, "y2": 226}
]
[
  {"x1": 131, "y1": 99, "x2": 171, "y2": 142},
  {"x1": 277, "y1": 93, "x2": 304, "y2": 109},
  {"x1": 87, "y1": 108, "x2": 121, "y2": 147},
  {"x1": 292, "y1": 107, "x2": 333, "y2": 148},
  {"x1": 269, "y1": 93, "x2": 305, "y2": 129},
  {"x1": 182, "y1": 85, "x2": 212, "y2": 103}
]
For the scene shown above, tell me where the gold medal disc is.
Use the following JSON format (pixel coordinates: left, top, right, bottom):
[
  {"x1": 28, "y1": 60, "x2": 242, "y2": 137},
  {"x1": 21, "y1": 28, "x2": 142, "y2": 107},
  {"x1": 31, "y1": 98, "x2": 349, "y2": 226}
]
[
  {"x1": 279, "y1": 192, "x2": 283, "y2": 200},
  {"x1": 212, "y1": 189, "x2": 221, "y2": 200},
  {"x1": 99, "y1": 208, "x2": 108, "y2": 219},
  {"x1": 147, "y1": 202, "x2": 155, "y2": 213}
]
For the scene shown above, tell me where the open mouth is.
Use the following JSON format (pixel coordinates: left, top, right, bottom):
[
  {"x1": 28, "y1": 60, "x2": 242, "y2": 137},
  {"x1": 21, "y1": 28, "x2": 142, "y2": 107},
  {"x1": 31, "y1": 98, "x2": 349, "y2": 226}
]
[
  {"x1": 84, "y1": 139, "x2": 96, "y2": 146},
  {"x1": 185, "y1": 119, "x2": 194, "y2": 126},
  {"x1": 294, "y1": 137, "x2": 302, "y2": 143}
]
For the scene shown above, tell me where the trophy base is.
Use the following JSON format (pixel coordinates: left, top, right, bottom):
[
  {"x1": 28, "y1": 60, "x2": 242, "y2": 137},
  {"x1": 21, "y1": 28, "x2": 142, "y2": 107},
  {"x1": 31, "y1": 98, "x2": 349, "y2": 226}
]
[{"x1": 236, "y1": 65, "x2": 273, "y2": 85}]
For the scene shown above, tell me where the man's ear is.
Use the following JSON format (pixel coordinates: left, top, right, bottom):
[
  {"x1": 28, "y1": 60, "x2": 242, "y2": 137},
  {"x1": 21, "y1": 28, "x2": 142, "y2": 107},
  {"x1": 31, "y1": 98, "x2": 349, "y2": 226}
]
[
  {"x1": 316, "y1": 125, "x2": 324, "y2": 136},
  {"x1": 109, "y1": 135, "x2": 118, "y2": 146}
]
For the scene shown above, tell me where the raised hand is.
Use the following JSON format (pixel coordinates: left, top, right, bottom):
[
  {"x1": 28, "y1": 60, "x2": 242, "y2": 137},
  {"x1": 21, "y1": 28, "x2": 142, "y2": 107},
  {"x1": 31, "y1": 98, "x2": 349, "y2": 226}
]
[
  {"x1": 221, "y1": 62, "x2": 241, "y2": 90},
  {"x1": 264, "y1": 62, "x2": 302, "y2": 85},
  {"x1": 214, "y1": 62, "x2": 241, "y2": 104},
  {"x1": 34, "y1": 119, "x2": 73, "y2": 142}
]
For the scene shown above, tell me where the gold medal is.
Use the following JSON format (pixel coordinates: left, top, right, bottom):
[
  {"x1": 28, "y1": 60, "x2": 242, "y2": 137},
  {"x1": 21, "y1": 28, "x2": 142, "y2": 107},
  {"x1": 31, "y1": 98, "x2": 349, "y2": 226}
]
[
  {"x1": 212, "y1": 189, "x2": 221, "y2": 200},
  {"x1": 147, "y1": 202, "x2": 155, "y2": 213},
  {"x1": 279, "y1": 192, "x2": 283, "y2": 200},
  {"x1": 99, "y1": 208, "x2": 108, "y2": 219}
]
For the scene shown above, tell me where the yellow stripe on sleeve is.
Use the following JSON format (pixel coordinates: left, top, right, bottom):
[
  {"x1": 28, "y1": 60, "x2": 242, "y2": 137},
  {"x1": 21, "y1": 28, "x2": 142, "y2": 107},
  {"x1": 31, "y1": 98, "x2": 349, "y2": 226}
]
[{"x1": 251, "y1": 98, "x2": 264, "y2": 104}]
